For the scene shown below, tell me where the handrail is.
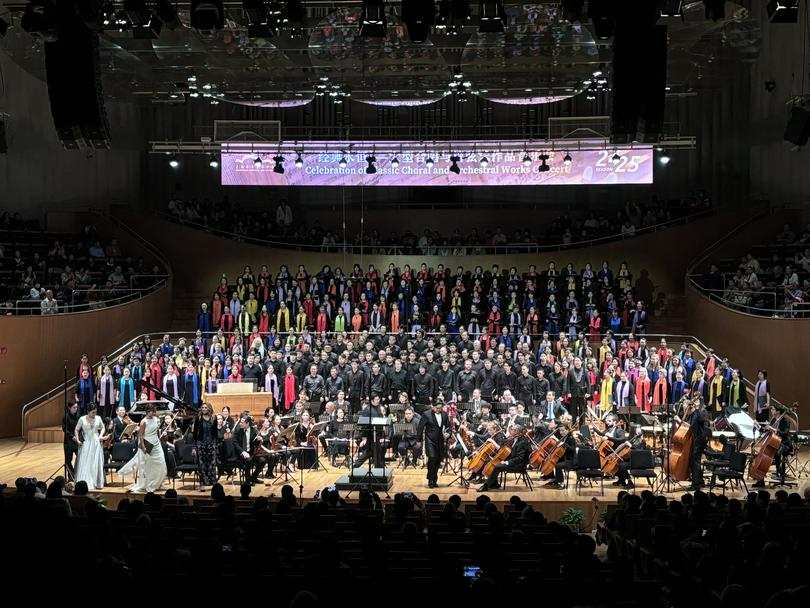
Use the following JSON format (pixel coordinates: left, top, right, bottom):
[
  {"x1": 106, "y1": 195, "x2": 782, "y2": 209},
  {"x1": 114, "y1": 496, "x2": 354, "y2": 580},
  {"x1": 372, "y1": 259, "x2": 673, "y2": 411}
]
[
  {"x1": 159, "y1": 208, "x2": 714, "y2": 255},
  {"x1": 21, "y1": 329, "x2": 783, "y2": 436},
  {"x1": 695, "y1": 287, "x2": 779, "y2": 312},
  {"x1": 70, "y1": 282, "x2": 166, "y2": 307}
]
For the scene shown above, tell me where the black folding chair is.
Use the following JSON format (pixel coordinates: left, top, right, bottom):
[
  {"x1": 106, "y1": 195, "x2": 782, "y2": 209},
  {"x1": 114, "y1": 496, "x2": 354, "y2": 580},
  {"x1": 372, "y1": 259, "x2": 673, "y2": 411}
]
[
  {"x1": 575, "y1": 449, "x2": 604, "y2": 496},
  {"x1": 104, "y1": 441, "x2": 137, "y2": 486},
  {"x1": 710, "y1": 450, "x2": 749, "y2": 495},
  {"x1": 628, "y1": 449, "x2": 657, "y2": 489},
  {"x1": 174, "y1": 443, "x2": 198, "y2": 489}
]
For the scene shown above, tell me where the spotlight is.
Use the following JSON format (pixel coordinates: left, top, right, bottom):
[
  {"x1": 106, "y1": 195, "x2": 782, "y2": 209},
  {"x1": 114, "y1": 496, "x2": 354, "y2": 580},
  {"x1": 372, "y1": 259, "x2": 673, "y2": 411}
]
[
  {"x1": 767, "y1": 1, "x2": 800, "y2": 23},
  {"x1": 449, "y1": 155, "x2": 461, "y2": 174},
  {"x1": 208, "y1": 153, "x2": 219, "y2": 168},
  {"x1": 0, "y1": 16, "x2": 8, "y2": 37},
  {"x1": 391, "y1": 156, "x2": 400, "y2": 168},
  {"x1": 21, "y1": 0, "x2": 58, "y2": 42},
  {"x1": 168, "y1": 154, "x2": 180, "y2": 168},
  {"x1": 659, "y1": 0, "x2": 683, "y2": 18},
  {"x1": 765, "y1": 80, "x2": 776, "y2": 93},
  {"x1": 360, "y1": 0, "x2": 387, "y2": 37},
  {"x1": 426, "y1": 156, "x2": 435, "y2": 168},
  {"x1": 611, "y1": 152, "x2": 621, "y2": 165},
  {"x1": 338, "y1": 155, "x2": 348, "y2": 168},
  {"x1": 76, "y1": 0, "x2": 115, "y2": 30},
  {"x1": 537, "y1": 153, "x2": 550, "y2": 172},
  {"x1": 273, "y1": 155, "x2": 285, "y2": 174},
  {"x1": 190, "y1": 0, "x2": 224, "y2": 38},
  {"x1": 703, "y1": 0, "x2": 724, "y2": 22},
  {"x1": 563, "y1": 152, "x2": 572, "y2": 166},
  {"x1": 479, "y1": 0, "x2": 506, "y2": 33},
  {"x1": 403, "y1": 0, "x2": 436, "y2": 43},
  {"x1": 294, "y1": 153, "x2": 303, "y2": 168},
  {"x1": 479, "y1": 155, "x2": 489, "y2": 167},
  {"x1": 124, "y1": 0, "x2": 162, "y2": 38},
  {"x1": 436, "y1": 0, "x2": 470, "y2": 33},
  {"x1": 156, "y1": 0, "x2": 183, "y2": 30},
  {"x1": 366, "y1": 155, "x2": 377, "y2": 174},
  {"x1": 253, "y1": 155, "x2": 263, "y2": 168},
  {"x1": 588, "y1": 0, "x2": 615, "y2": 39},
  {"x1": 562, "y1": 0, "x2": 584, "y2": 22},
  {"x1": 522, "y1": 153, "x2": 532, "y2": 166},
  {"x1": 658, "y1": 150, "x2": 671, "y2": 165}
]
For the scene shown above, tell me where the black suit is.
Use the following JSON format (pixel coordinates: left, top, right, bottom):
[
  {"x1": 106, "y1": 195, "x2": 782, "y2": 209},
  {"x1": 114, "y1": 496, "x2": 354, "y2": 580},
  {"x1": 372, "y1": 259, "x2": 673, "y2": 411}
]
[
  {"x1": 483, "y1": 434, "x2": 530, "y2": 489},
  {"x1": 231, "y1": 424, "x2": 261, "y2": 482},
  {"x1": 112, "y1": 416, "x2": 128, "y2": 442},
  {"x1": 62, "y1": 410, "x2": 79, "y2": 480},
  {"x1": 417, "y1": 409, "x2": 451, "y2": 485}
]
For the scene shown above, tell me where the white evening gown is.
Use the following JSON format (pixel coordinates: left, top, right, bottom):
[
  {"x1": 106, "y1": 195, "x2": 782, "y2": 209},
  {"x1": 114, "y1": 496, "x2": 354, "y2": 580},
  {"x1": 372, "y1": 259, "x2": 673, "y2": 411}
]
[
  {"x1": 119, "y1": 416, "x2": 167, "y2": 492},
  {"x1": 75, "y1": 415, "x2": 105, "y2": 491}
]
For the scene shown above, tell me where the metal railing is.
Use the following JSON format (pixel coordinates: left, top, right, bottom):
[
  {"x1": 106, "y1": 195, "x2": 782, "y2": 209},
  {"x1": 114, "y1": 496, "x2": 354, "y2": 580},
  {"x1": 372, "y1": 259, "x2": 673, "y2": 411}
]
[
  {"x1": 688, "y1": 277, "x2": 809, "y2": 318},
  {"x1": 21, "y1": 329, "x2": 783, "y2": 436},
  {"x1": 161, "y1": 208, "x2": 713, "y2": 256},
  {"x1": 70, "y1": 280, "x2": 168, "y2": 308}
]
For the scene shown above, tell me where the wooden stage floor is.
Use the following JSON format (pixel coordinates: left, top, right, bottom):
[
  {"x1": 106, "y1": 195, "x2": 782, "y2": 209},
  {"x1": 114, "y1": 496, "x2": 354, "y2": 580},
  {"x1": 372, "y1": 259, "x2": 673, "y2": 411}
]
[{"x1": 3, "y1": 439, "x2": 808, "y2": 519}]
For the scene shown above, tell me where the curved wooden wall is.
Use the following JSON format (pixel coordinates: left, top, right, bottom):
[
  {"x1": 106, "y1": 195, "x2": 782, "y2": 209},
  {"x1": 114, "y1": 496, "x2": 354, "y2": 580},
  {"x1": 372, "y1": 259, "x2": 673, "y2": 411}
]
[{"x1": 121, "y1": 210, "x2": 748, "y2": 306}]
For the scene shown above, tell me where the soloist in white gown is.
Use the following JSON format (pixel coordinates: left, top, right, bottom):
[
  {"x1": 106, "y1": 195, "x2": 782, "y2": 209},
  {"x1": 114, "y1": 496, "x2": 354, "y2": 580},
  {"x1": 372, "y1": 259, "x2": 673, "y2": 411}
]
[
  {"x1": 75, "y1": 415, "x2": 105, "y2": 491},
  {"x1": 119, "y1": 416, "x2": 167, "y2": 492}
]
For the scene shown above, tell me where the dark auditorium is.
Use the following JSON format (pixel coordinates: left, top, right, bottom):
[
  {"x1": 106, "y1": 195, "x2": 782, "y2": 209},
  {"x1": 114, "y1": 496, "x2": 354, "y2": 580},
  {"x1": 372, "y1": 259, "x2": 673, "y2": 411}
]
[{"x1": 2, "y1": 1, "x2": 810, "y2": 605}]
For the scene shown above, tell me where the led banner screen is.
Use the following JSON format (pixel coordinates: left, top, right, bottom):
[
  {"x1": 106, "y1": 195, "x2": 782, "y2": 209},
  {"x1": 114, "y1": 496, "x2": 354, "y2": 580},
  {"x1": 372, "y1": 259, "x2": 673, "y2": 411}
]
[{"x1": 221, "y1": 144, "x2": 653, "y2": 187}]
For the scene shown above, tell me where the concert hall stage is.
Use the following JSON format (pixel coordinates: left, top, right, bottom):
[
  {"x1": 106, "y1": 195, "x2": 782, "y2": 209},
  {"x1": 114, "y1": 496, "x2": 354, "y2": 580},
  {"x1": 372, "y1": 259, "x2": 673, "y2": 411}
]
[{"x1": 3, "y1": 439, "x2": 808, "y2": 526}]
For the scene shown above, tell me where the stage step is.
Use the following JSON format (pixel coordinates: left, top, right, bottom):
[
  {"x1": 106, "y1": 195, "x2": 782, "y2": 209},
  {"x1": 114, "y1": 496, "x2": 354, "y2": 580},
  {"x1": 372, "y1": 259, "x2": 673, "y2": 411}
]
[{"x1": 27, "y1": 426, "x2": 63, "y2": 444}]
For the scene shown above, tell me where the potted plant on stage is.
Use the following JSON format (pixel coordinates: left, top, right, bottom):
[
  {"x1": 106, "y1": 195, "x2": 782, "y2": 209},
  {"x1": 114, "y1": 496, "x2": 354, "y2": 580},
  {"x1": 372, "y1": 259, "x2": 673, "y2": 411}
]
[{"x1": 558, "y1": 506, "x2": 585, "y2": 533}]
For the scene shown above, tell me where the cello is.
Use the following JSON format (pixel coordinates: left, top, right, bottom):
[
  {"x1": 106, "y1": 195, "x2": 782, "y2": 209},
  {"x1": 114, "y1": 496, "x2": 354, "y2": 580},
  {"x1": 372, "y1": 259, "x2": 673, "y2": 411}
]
[
  {"x1": 602, "y1": 441, "x2": 633, "y2": 476},
  {"x1": 666, "y1": 397, "x2": 698, "y2": 482},
  {"x1": 530, "y1": 431, "x2": 559, "y2": 469},
  {"x1": 539, "y1": 429, "x2": 573, "y2": 477},
  {"x1": 467, "y1": 433, "x2": 502, "y2": 474}
]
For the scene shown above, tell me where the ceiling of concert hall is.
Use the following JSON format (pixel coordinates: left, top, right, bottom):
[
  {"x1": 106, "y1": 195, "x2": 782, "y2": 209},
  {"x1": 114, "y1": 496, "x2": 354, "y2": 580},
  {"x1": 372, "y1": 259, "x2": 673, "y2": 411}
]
[{"x1": 0, "y1": 1, "x2": 760, "y2": 108}]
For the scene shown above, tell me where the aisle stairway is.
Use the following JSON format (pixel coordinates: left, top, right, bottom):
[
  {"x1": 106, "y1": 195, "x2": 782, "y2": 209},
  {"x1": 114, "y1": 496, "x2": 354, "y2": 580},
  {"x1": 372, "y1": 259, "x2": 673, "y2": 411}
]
[{"x1": 169, "y1": 287, "x2": 206, "y2": 332}]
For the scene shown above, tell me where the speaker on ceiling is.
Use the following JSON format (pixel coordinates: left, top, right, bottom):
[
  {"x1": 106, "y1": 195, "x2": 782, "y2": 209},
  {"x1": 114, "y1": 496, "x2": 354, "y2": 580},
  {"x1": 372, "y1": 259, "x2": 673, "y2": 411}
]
[{"x1": 784, "y1": 106, "x2": 810, "y2": 147}]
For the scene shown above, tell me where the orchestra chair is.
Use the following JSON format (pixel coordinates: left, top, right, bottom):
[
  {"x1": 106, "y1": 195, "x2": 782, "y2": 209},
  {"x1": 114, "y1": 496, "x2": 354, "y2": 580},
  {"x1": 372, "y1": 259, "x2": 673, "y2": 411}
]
[
  {"x1": 104, "y1": 441, "x2": 137, "y2": 486},
  {"x1": 627, "y1": 449, "x2": 657, "y2": 490},
  {"x1": 574, "y1": 449, "x2": 605, "y2": 496},
  {"x1": 498, "y1": 467, "x2": 534, "y2": 491},
  {"x1": 175, "y1": 443, "x2": 199, "y2": 489},
  {"x1": 709, "y1": 450, "x2": 749, "y2": 495},
  {"x1": 702, "y1": 442, "x2": 734, "y2": 480}
]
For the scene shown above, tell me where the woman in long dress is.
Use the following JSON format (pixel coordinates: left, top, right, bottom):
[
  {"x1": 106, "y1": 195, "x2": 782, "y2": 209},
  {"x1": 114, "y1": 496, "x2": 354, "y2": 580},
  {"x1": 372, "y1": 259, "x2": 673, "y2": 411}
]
[
  {"x1": 119, "y1": 404, "x2": 167, "y2": 492},
  {"x1": 74, "y1": 405, "x2": 106, "y2": 491}
]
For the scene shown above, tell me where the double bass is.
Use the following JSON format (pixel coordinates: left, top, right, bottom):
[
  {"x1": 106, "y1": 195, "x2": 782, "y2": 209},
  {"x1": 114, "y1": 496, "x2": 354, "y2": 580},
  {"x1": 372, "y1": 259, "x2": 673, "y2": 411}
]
[
  {"x1": 666, "y1": 397, "x2": 698, "y2": 482},
  {"x1": 748, "y1": 404, "x2": 794, "y2": 481}
]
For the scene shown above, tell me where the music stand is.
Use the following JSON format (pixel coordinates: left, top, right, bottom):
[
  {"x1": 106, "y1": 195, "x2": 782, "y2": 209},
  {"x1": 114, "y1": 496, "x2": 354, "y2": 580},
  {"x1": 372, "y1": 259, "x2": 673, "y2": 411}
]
[
  {"x1": 393, "y1": 422, "x2": 417, "y2": 470},
  {"x1": 271, "y1": 423, "x2": 300, "y2": 487},
  {"x1": 346, "y1": 415, "x2": 391, "y2": 498},
  {"x1": 446, "y1": 431, "x2": 471, "y2": 488},
  {"x1": 307, "y1": 421, "x2": 330, "y2": 472}
]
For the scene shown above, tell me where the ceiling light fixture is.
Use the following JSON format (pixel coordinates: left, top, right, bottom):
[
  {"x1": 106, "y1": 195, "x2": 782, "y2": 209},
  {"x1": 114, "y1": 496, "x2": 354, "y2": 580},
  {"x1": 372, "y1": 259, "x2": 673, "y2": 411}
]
[{"x1": 294, "y1": 153, "x2": 303, "y2": 168}]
